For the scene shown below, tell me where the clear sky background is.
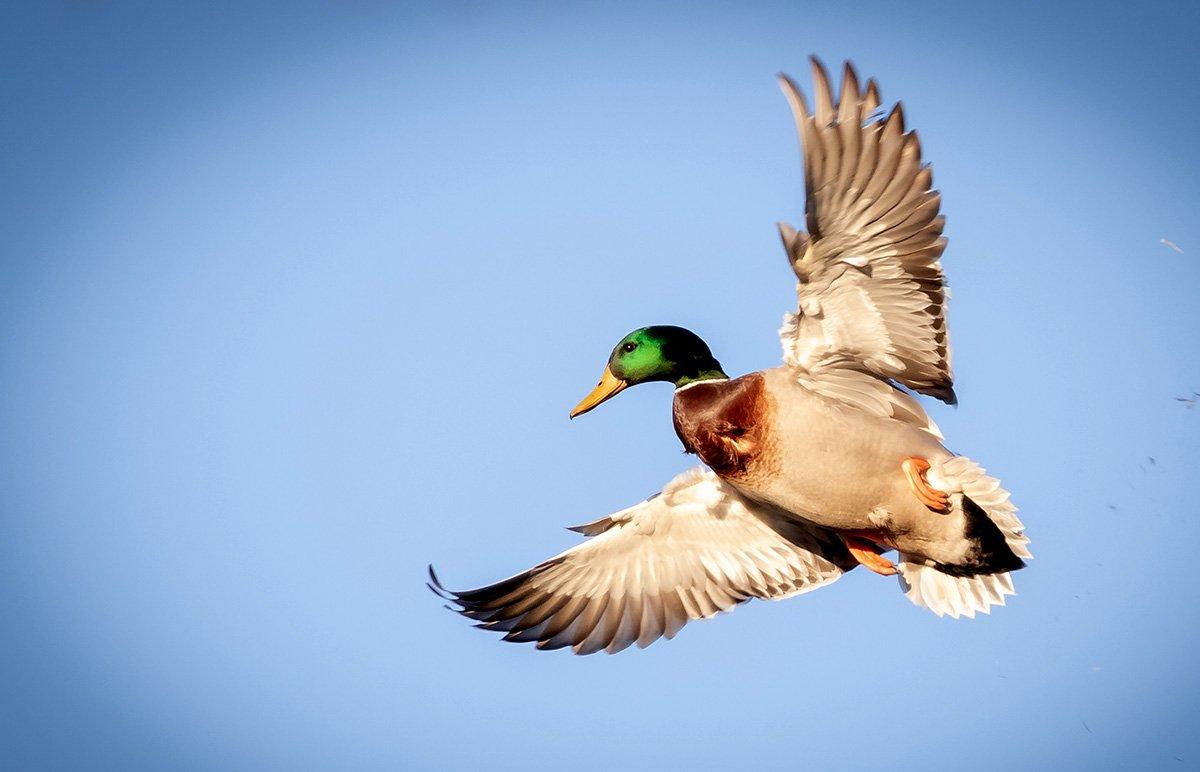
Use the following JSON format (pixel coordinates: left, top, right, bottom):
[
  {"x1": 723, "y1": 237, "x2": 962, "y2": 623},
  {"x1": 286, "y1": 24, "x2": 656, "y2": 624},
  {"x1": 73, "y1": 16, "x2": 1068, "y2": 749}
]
[{"x1": 2, "y1": 1, "x2": 1199, "y2": 769}]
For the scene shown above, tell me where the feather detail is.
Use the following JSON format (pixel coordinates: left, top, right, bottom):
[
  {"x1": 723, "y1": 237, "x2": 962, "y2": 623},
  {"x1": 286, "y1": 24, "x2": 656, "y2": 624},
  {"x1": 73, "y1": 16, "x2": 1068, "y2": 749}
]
[
  {"x1": 896, "y1": 456, "x2": 1030, "y2": 618},
  {"x1": 432, "y1": 469, "x2": 855, "y2": 654},
  {"x1": 776, "y1": 59, "x2": 954, "y2": 407}
]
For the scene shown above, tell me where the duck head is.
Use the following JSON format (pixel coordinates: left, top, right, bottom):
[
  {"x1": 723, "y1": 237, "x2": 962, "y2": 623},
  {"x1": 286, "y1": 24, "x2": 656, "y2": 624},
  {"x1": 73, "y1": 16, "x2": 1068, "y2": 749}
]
[{"x1": 569, "y1": 325, "x2": 728, "y2": 418}]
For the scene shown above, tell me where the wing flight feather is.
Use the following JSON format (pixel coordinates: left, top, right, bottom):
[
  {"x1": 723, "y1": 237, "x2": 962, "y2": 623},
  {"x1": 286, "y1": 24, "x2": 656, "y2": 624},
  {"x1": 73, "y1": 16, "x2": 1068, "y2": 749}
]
[
  {"x1": 778, "y1": 58, "x2": 955, "y2": 407},
  {"x1": 430, "y1": 468, "x2": 855, "y2": 654}
]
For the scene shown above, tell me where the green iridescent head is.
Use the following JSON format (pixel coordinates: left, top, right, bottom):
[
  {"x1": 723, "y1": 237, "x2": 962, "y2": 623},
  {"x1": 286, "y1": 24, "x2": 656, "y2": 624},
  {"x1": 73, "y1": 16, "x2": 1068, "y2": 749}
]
[{"x1": 569, "y1": 325, "x2": 728, "y2": 418}]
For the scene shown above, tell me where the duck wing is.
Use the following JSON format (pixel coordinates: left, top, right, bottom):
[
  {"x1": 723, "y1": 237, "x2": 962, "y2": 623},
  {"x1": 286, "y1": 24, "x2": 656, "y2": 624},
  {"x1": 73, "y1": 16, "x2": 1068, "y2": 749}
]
[
  {"x1": 429, "y1": 468, "x2": 855, "y2": 655},
  {"x1": 777, "y1": 57, "x2": 955, "y2": 409}
]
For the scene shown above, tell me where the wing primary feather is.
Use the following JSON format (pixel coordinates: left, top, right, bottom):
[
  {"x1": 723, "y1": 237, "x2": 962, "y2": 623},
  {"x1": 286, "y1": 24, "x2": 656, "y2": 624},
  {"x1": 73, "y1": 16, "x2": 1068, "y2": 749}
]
[
  {"x1": 809, "y1": 55, "x2": 835, "y2": 124},
  {"x1": 864, "y1": 78, "x2": 881, "y2": 113},
  {"x1": 839, "y1": 60, "x2": 860, "y2": 114},
  {"x1": 426, "y1": 565, "x2": 454, "y2": 601}
]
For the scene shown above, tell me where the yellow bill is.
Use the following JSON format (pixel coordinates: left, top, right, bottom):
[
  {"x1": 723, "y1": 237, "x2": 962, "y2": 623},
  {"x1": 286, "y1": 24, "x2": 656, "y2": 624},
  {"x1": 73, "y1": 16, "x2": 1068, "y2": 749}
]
[{"x1": 569, "y1": 367, "x2": 629, "y2": 419}]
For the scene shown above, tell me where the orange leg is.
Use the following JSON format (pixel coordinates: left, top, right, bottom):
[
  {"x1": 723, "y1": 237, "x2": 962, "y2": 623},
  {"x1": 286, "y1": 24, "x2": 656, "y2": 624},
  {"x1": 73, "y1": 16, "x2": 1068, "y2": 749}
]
[
  {"x1": 902, "y1": 457, "x2": 950, "y2": 513},
  {"x1": 842, "y1": 535, "x2": 897, "y2": 576}
]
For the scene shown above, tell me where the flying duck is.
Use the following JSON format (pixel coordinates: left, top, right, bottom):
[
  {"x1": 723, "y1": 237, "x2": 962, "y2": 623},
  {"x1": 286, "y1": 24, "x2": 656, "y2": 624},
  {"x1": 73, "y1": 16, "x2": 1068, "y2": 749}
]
[{"x1": 429, "y1": 57, "x2": 1030, "y2": 654}]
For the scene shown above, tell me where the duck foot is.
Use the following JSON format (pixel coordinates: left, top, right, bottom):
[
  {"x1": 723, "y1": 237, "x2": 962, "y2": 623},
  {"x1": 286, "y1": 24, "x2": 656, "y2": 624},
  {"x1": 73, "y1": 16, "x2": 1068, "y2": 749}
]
[
  {"x1": 842, "y1": 535, "x2": 897, "y2": 576},
  {"x1": 902, "y1": 457, "x2": 951, "y2": 513}
]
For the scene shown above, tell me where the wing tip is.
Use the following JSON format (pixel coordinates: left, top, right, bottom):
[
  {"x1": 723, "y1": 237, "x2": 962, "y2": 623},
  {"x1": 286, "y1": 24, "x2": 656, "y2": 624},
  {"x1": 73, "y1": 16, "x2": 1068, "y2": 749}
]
[
  {"x1": 921, "y1": 382, "x2": 958, "y2": 406},
  {"x1": 864, "y1": 77, "x2": 882, "y2": 112},
  {"x1": 426, "y1": 565, "x2": 450, "y2": 594},
  {"x1": 426, "y1": 563, "x2": 458, "y2": 603},
  {"x1": 809, "y1": 56, "x2": 834, "y2": 118},
  {"x1": 808, "y1": 53, "x2": 829, "y2": 77},
  {"x1": 839, "y1": 59, "x2": 861, "y2": 105},
  {"x1": 776, "y1": 71, "x2": 809, "y2": 117}
]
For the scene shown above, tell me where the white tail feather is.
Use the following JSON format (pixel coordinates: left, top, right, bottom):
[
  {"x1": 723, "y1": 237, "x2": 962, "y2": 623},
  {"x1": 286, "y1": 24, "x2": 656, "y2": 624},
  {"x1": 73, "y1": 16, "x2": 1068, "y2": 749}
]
[
  {"x1": 898, "y1": 455, "x2": 1030, "y2": 619},
  {"x1": 896, "y1": 561, "x2": 1015, "y2": 619}
]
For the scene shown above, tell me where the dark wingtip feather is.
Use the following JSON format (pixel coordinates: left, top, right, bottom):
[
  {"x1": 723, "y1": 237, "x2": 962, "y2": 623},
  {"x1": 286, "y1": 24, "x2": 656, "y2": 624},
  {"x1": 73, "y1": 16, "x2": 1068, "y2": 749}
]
[
  {"x1": 565, "y1": 516, "x2": 617, "y2": 536},
  {"x1": 426, "y1": 564, "x2": 457, "y2": 601},
  {"x1": 933, "y1": 385, "x2": 958, "y2": 406},
  {"x1": 841, "y1": 59, "x2": 858, "y2": 84},
  {"x1": 839, "y1": 60, "x2": 861, "y2": 105}
]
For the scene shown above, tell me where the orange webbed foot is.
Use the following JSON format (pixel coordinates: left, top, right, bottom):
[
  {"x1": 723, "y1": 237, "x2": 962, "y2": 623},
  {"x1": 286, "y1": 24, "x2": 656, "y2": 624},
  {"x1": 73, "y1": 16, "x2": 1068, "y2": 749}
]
[
  {"x1": 902, "y1": 457, "x2": 951, "y2": 513},
  {"x1": 842, "y1": 535, "x2": 897, "y2": 576}
]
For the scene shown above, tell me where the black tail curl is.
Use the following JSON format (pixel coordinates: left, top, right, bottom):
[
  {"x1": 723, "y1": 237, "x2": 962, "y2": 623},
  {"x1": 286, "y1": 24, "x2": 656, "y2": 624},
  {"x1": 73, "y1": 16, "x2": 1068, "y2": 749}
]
[{"x1": 935, "y1": 496, "x2": 1027, "y2": 577}]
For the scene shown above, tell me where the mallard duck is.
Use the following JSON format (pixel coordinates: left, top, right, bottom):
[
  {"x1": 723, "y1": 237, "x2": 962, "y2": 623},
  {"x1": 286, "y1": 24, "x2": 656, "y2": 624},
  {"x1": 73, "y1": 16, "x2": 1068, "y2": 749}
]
[{"x1": 429, "y1": 57, "x2": 1030, "y2": 654}]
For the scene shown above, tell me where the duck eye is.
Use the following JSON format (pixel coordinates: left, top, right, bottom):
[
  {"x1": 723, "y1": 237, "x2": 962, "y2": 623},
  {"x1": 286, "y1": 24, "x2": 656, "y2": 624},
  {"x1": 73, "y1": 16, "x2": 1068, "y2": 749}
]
[{"x1": 622, "y1": 342, "x2": 637, "y2": 353}]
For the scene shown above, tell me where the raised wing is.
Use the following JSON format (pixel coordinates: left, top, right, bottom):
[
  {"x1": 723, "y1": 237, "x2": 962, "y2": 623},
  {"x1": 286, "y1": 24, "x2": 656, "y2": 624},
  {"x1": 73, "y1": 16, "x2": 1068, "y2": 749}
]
[
  {"x1": 429, "y1": 468, "x2": 855, "y2": 655},
  {"x1": 777, "y1": 57, "x2": 955, "y2": 405}
]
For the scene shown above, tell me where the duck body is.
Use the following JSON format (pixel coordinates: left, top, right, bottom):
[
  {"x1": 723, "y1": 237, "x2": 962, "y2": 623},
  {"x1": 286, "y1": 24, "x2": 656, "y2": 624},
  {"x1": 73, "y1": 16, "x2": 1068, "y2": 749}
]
[{"x1": 673, "y1": 367, "x2": 1006, "y2": 572}]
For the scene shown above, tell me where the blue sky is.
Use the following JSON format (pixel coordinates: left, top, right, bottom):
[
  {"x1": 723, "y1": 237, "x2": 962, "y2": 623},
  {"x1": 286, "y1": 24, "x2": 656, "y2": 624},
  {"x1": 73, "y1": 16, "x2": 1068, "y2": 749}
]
[{"x1": 2, "y1": 1, "x2": 1199, "y2": 769}]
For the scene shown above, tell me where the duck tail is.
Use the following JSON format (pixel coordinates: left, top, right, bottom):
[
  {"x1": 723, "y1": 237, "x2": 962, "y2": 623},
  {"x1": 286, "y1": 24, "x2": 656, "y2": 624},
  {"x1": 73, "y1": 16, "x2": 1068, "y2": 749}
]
[
  {"x1": 896, "y1": 456, "x2": 1032, "y2": 619},
  {"x1": 895, "y1": 560, "x2": 1016, "y2": 619}
]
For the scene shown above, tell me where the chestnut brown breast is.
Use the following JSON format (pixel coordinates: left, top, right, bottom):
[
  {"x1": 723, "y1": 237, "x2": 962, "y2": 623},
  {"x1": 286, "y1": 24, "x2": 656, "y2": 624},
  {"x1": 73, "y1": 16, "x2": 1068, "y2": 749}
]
[{"x1": 672, "y1": 373, "x2": 775, "y2": 480}]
